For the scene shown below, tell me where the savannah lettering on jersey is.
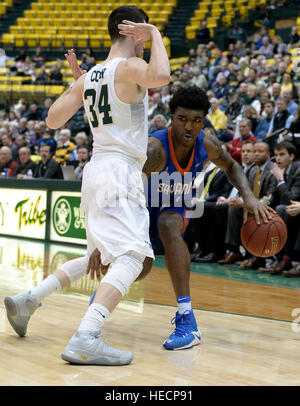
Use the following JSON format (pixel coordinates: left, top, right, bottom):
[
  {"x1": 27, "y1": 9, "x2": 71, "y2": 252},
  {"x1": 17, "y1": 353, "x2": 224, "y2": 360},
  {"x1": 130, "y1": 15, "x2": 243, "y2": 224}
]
[{"x1": 147, "y1": 127, "x2": 208, "y2": 209}]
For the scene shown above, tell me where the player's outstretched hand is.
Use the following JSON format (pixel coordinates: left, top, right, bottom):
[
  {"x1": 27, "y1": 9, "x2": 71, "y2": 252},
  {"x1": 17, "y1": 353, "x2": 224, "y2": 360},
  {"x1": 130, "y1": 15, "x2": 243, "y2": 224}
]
[
  {"x1": 118, "y1": 20, "x2": 157, "y2": 43},
  {"x1": 65, "y1": 49, "x2": 87, "y2": 80},
  {"x1": 86, "y1": 248, "x2": 109, "y2": 281},
  {"x1": 243, "y1": 195, "x2": 275, "y2": 225}
]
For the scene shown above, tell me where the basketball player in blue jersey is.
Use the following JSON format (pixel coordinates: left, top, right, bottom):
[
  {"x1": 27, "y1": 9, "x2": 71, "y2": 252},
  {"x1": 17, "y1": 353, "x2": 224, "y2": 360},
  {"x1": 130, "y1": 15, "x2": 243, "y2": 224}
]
[{"x1": 88, "y1": 86, "x2": 275, "y2": 351}]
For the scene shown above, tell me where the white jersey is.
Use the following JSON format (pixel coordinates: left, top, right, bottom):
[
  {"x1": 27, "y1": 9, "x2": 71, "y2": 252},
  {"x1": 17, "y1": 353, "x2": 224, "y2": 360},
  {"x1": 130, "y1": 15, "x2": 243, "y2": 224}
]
[{"x1": 83, "y1": 58, "x2": 149, "y2": 169}]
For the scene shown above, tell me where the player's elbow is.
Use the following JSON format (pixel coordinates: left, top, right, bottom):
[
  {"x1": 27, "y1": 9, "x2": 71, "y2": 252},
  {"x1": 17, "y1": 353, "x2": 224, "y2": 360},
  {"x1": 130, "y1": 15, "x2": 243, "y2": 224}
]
[
  {"x1": 46, "y1": 115, "x2": 60, "y2": 130},
  {"x1": 155, "y1": 72, "x2": 170, "y2": 87}
]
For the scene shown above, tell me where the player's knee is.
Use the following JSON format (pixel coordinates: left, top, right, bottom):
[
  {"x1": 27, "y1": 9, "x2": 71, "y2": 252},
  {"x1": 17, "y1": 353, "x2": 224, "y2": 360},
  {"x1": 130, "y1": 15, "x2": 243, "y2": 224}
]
[
  {"x1": 157, "y1": 212, "x2": 182, "y2": 239},
  {"x1": 136, "y1": 257, "x2": 153, "y2": 281},
  {"x1": 101, "y1": 252, "x2": 144, "y2": 296}
]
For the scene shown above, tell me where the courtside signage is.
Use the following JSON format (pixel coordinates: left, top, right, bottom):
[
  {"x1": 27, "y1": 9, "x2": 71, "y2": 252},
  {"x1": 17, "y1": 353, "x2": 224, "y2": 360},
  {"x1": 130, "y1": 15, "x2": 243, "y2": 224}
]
[
  {"x1": 50, "y1": 191, "x2": 87, "y2": 245},
  {"x1": 0, "y1": 188, "x2": 47, "y2": 239}
]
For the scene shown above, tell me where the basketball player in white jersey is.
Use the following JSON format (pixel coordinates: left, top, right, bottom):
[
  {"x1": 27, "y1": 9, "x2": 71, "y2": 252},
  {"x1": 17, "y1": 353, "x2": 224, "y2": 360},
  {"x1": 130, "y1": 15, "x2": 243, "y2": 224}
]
[{"x1": 4, "y1": 6, "x2": 170, "y2": 366}]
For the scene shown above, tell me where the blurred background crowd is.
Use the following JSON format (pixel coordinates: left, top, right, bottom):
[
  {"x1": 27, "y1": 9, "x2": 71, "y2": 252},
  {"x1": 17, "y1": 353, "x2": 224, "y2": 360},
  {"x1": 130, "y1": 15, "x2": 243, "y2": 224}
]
[{"x1": 1, "y1": 20, "x2": 300, "y2": 276}]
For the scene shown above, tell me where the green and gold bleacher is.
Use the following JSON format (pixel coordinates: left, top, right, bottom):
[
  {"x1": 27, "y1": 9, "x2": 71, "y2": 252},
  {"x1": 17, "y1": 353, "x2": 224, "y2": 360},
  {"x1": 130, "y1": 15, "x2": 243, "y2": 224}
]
[
  {"x1": 185, "y1": 0, "x2": 267, "y2": 40},
  {"x1": 1, "y1": 0, "x2": 176, "y2": 50}
]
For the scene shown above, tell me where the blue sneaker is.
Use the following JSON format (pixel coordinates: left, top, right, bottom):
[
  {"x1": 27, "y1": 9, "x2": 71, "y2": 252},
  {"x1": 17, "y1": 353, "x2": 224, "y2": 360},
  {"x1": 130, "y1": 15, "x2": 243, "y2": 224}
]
[{"x1": 163, "y1": 310, "x2": 201, "y2": 350}]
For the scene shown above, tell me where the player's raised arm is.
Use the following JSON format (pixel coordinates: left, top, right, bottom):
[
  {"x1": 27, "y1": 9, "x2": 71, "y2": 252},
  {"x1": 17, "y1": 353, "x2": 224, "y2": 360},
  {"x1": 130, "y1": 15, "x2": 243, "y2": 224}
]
[
  {"x1": 142, "y1": 136, "x2": 167, "y2": 178},
  {"x1": 203, "y1": 133, "x2": 275, "y2": 224},
  {"x1": 46, "y1": 73, "x2": 85, "y2": 129},
  {"x1": 118, "y1": 21, "x2": 170, "y2": 89}
]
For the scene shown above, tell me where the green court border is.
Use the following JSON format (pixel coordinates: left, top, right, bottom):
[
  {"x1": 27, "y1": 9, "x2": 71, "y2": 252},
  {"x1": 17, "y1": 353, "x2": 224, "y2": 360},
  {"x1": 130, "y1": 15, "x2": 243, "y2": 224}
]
[{"x1": 153, "y1": 256, "x2": 300, "y2": 291}]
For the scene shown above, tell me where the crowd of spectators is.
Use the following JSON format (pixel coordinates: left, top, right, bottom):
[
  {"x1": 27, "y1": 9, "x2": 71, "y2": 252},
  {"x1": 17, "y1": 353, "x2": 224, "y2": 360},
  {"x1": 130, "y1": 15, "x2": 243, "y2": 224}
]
[{"x1": 1, "y1": 22, "x2": 300, "y2": 275}]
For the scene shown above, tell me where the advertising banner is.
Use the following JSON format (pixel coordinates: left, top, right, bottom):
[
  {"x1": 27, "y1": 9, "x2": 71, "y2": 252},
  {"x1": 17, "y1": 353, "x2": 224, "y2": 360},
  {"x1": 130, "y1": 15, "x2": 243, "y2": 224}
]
[
  {"x1": 0, "y1": 188, "x2": 47, "y2": 239},
  {"x1": 50, "y1": 191, "x2": 87, "y2": 245}
]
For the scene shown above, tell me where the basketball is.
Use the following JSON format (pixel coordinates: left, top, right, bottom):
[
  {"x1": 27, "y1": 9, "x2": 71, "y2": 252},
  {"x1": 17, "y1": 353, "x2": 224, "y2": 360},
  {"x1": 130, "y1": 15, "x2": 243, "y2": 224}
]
[{"x1": 240, "y1": 213, "x2": 287, "y2": 258}]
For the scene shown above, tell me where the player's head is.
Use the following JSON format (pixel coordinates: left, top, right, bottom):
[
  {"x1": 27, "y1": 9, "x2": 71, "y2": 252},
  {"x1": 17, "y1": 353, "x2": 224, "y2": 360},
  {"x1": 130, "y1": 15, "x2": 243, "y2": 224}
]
[
  {"x1": 169, "y1": 86, "x2": 211, "y2": 147},
  {"x1": 108, "y1": 6, "x2": 149, "y2": 57}
]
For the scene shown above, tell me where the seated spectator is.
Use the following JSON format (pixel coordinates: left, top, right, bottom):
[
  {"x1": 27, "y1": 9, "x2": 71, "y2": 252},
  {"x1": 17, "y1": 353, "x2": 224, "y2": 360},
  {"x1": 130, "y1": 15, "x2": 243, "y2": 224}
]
[
  {"x1": 15, "y1": 134, "x2": 28, "y2": 156},
  {"x1": 35, "y1": 65, "x2": 49, "y2": 84},
  {"x1": 32, "y1": 47, "x2": 45, "y2": 68},
  {"x1": 272, "y1": 35, "x2": 288, "y2": 56},
  {"x1": 39, "y1": 130, "x2": 57, "y2": 153},
  {"x1": 238, "y1": 82, "x2": 249, "y2": 104},
  {"x1": 0, "y1": 146, "x2": 19, "y2": 177},
  {"x1": 196, "y1": 20, "x2": 210, "y2": 44},
  {"x1": 289, "y1": 103, "x2": 300, "y2": 134},
  {"x1": 34, "y1": 144, "x2": 63, "y2": 179},
  {"x1": 243, "y1": 105, "x2": 259, "y2": 134},
  {"x1": 281, "y1": 201, "x2": 300, "y2": 276},
  {"x1": 283, "y1": 88, "x2": 298, "y2": 116},
  {"x1": 69, "y1": 131, "x2": 89, "y2": 161},
  {"x1": 271, "y1": 82, "x2": 282, "y2": 102},
  {"x1": 41, "y1": 98, "x2": 53, "y2": 121},
  {"x1": 226, "y1": 87, "x2": 243, "y2": 124},
  {"x1": 148, "y1": 92, "x2": 169, "y2": 121},
  {"x1": 253, "y1": 25, "x2": 270, "y2": 50},
  {"x1": 53, "y1": 128, "x2": 75, "y2": 166},
  {"x1": 190, "y1": 141, "x2": 255, "y2": 262},
  {"x1": 0, "y1": 133, "x2": 18, "y2": 160},
  {"x1": 243, "y1": 85, "x2": 261, "y2": 114},
  {"x1": 219, "y1": 142, "x2": 277, "y2": 266},
  {"x1": 207, "y1": 98, "x2": 228, "y2": 134},
  {"x1": 29, "y1": 122, "x2": 45, "y2": 154},
  {"x1": 24, "y1": 102, "x2": 42, "y2": 121},
  {"x1": 208, "y1": 47, "x2": 223, "y2": 82},
  {"x1": 227, "y1": 24, "x2": 247, "y2": 44},
  {"x1": 285, "y1": 26, "x2": 300, "y2": 49},
  {"x1": 74, "y1": 145, "x2": 90, "y2": 180},
  {"x1": 149, "y1": 114, "x2": 167, "y2": 134},
  {"x1": 13, "y1": 146, "x2": 37, "y2": 179},
  {"x1": 213, "y1": 74, "x2": 230, "y2": 101},
  {"x1": 190, "y1": 67, "x2": 207, "y2": 89},
  {"x1": 254, "y1": 100, "x2": 275, "y2": 140},
  {"x1": 17, "y1": 117, "x2": 29, "y2": 135},
  {"x1": 281, "y1": 72, "x2": 294, "y2": 95},
  {"x1": 251, "y1": 142, "x2": 300, "y2": 273},
  {"x1": 267, "y1": 96, "x2": 294, "y2": 136},
  {"x1": 228, "y1": 118, "x2": 257, "y2": 164},
  {"x1": 49, "y1": 64, "x2": 63, "y2": 85},
  {"x1": 233, "y1": 40, "x2": 248, "y2": 58},
  {"x1": 256, "y1": 36, "x2": 274, "y2": 57}
]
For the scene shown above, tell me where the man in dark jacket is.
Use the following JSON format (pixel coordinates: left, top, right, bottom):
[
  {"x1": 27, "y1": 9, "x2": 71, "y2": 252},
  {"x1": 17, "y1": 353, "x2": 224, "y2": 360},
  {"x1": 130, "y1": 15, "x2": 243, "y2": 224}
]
[
  {"x1": 218, "y1": 142, "x2": 277, "y2": 267},
  {"x1": 34, "y1": 144, "x2": 63, "y2": 179},
  {"x1": 13, "y1": 147, "x2": 37, "y2": 179},
  {"x1": 259, "y1": 141, "x2": 300, "y2": 274}
]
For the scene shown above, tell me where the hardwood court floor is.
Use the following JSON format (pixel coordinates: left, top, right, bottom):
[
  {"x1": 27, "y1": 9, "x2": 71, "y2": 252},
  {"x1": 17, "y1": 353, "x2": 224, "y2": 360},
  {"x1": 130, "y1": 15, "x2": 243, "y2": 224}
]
[{"x1": 0, "y1": 236, "x2": 300, "y2": 386}]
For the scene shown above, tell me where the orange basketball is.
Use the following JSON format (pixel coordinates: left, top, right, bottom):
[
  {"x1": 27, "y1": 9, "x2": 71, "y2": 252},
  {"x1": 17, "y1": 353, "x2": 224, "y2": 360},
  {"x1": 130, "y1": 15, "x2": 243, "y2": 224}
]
[{"x1": 240, "y1": 213, "x2": 287, "y2": 258}]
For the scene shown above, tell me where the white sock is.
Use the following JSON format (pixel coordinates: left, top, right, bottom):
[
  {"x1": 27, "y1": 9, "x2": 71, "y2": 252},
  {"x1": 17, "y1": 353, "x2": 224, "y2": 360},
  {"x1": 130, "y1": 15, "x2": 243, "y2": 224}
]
[
  {"x1": 30, "y1": 274, "x2": 62, "y2": 303},
  {"x1": 177, "y1": 295, "x2": 192, "y2": 314},
  {"x1": 78, "y1": 303, "x2": 110, "y2": 332}
]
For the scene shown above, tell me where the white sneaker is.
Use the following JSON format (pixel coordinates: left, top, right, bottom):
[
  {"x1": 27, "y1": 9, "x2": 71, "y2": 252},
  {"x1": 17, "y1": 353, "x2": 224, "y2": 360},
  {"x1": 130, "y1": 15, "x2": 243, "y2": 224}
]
[
  {"x1": 4, "y1": 291, "x2": 40, "y2": 337},
  {"x1": 61, "y1": 330, "x2": 133, "y2": 366}
]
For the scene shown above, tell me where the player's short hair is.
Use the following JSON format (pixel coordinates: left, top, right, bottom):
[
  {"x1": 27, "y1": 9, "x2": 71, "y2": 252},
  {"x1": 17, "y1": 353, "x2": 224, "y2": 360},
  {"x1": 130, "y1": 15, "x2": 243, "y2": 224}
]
[
  {"x1": 168, "y1": 86, "x2": 211, "y2": 115},
  {"x1": 108, "y1": 6, "x2": 149, "y2": 43}
]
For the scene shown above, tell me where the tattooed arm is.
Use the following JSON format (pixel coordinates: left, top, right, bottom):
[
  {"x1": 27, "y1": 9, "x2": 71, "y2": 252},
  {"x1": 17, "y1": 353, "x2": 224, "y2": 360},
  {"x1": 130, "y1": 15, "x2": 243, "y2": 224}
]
[
  {"x1": 142, "y1": 136, "x2": 167, "y2": 179},
  {"x1": 203, "y1": 133, "x2": 274, "y2": 224}
]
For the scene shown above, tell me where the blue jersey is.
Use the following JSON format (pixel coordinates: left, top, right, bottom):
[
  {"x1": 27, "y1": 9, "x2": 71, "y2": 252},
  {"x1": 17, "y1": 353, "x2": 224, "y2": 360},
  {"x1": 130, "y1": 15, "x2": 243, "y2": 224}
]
[{"x1": 147, "y1": 127, "x2": 208, "y2": 210}]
